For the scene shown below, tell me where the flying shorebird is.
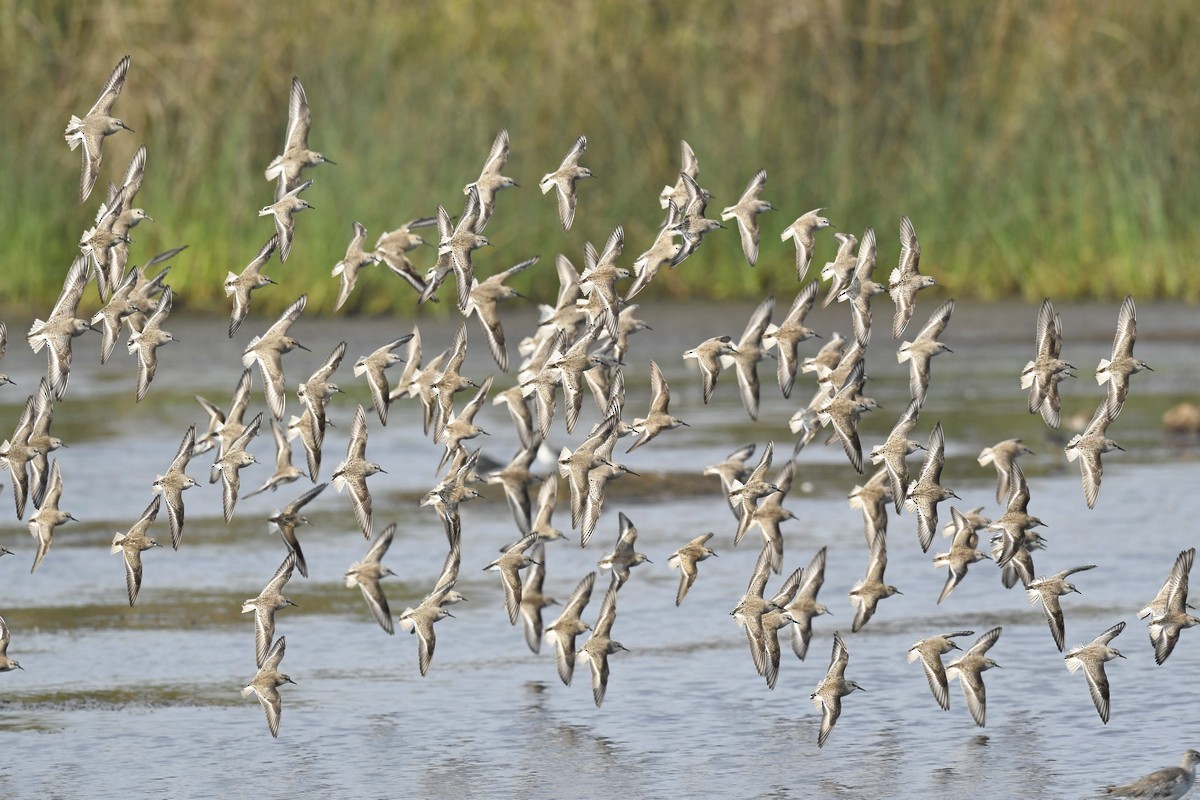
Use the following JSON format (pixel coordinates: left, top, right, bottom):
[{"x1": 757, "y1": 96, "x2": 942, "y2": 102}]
[
  {"x1": 374, "y1": 216, "x2": 437, "y2": 296},
  {"x1": 977, "y1": 438, "x2": 1033, "y2": 506},
  {"x1": 151, "y1": 424, "x2": 198, "y2": 550},
  {"x1": 27, "y1": 459, "x2": 76, "y2": 574},
  {"x1": 430, "y1": 323, "x2": 476, "y2": 440},
  {"x1": 354, "y1": 334, "x2": 414, "y2": 426},
  {"x1": 759, "y1": 564, "x2": 805, "y2": 690},
  {"x1": 1064, "y1": 394, "x2": 1124, "y2": 509},
  {"x1": 946, "y1": 627, "x2": 1003, "y2": 727},
  {"x1": 546, "y1": 571, "x2": 596, "y2": 686},
  {"x1": 331, "y1": 221, "x2": 381, "y2": 311},
  {"x1": 810, "y1": 631, "x2": 865, "y2": 748},
  {"x1": 332, "y1": 404, "x2": 385, "y2": 539},
  {"x1": 264, "y1": 76, "x2": 335, "y2": 196},
  {"x1": 0, "y1": 616, "x2": 22, "y2": 672},
  {"x1": 731, "y1": 545, "x2": 779, "y2": 680},
  {"x1": 194, "y1": 368, "x2": 253, "y2": 458},
  {"x1": 802, "y1": 329, "x2": 846, "y2": 379},
  {"x1": 27, "y1": 255, "x2": 93, "y2": 402},
  {"x1": 127, "y1": 284, "x2": 177, "y2": 402},
  {"x1": 838, "y1": 227, "x2": 884, "y2": 343},
  {"x1": 598, "y1": 512, "x2": 650, "y2": 589},
  {"x1": 419, "y1": 449, "x2": 481, "y2": 546},
  {"x1": 683, "y1": 335, "x2": 736, "y2": 404},
  {"x1": 1096, "y1": 294, "x2": 1152, "y2": 416},
  {"x1": 1021, "y1": 298, "x2": 1075, "y2": 429},
  {"x1": 897, "y1": 298, "x2": 954, "y2": 407},
  {"x1": 988, "y1": 460, "x2": 1047, "y2": 590},
  {"x1": 243, "y1": 419, "x2": 304, "y2": 499},
  {"x1": 848, "y1": 468, "x2": 892, "y2": 545},
  {"x1": 703, "y1": 443, "x2": 755, "y2": 521},
  {"x1": 97, "y1": 145, "x2": 152, "y2": 278},
  {"x1": 626, "y1": 214, "x2": 682, "y2": 299},
  {"x1": 540, "y1": 134, "x2": 592, "y2": 231},
  {"x1": 397, "y1": 585, "x2": 456, "y2": 677},
  {"x1": 437, "y1": 375, "x2": 493, "y2": 473},
  {"x1": 225, "y1": 235, "x2": 279, "y2": 337},
  {"x1": 257, "y1": 179, "x2": 313, "y2": 263},
  {"x1": 818, "y1": 360, "x2": 871, "y2": 475},
  {"x1": 1139, "y1": 547, "x2": 1198, "y2": 665},
  {"x1": 466, "y1": 255, "x2": 538, "y2": 372},
  {"x1": 667, "y1": 532, "x2": 718, "y2": 607},
  {"x1": 933, "y1": 507, "x2": 990, "y2": 604},
  {"x1": 210, "y1": 412, "x2": 263, "y2": 523},
  {"x1": 345, "y1": 522, "x2": 398, "y2": 634},
  {"x1": 1, "y1": 394, "x2": 42, "y2": 520},
  {"x1": 25, "y1": 378, "x2": 64, "y2": 510},
  {"x1": 576, "y1": 579, "x2": 628, "y2": 707},
  {"x1": 64, "y1": 54, "x2": 134, "y2": 203},
  {"x1": 297, "y1": 339, "x2": 346, "y2": 447},
  {"x1": 659, "y1": 140, "x2": 705, "y2": 210},
  {"x1": 242, "y1": 553, "x2": 299, "y2": 667},
  {"x1": 764, "y1": 279, "x2": 820, "y2": 399},
  {"x1": 483, "y1": 534, "x2": 541, "y2": 626},
  {"x1": 908, "y1": 629, "x2": 976, "y2": 710},
  {"x1": 91, "y1": 267, "x2": 141, "y2": 363},
  {"x1": 1027, "y1": 564, "x2": 1098, "y2": 652},
  {"x1": 780, "y1": 208, "x2": 833, "y2": 281},
  {"x1": 904, "y1": 421, "x2": 959, "y2": 552},
  {"x1": 747, "y1": 460, "x2": 798, "y2": 573},
  {"x1": 241, "y1": 635, "x2": 295, "y2": 738},
  {"x1": 721, "y1": 168, "x2": 774, "y2": 266},
  {"x1": 888, "y1": 215, "x2": 937, "y2": 339},
  {"x1": 723, "y1": 295, "x2": 775, "y2": 421},
  {"x1": 849, "y1": 533, "x2": 902, "y2": 632},
  {"x1": 870, "y1": 397, "x2": 924, "y2": 512},
  {"x1": 820, "y1": 232, "x2": 858, "y2": 308},
  {"x1": 78, "y1": 186, "x2": 130, "y2": 297},
  {"x1": 267, "y1": 482, "x2": 328, "y2": 579},
  {"x1": 729, "y1": 441, "x2": 781, "y2": 544},
  {"x1": 517, "y1": 542, "x2": 558, "y2": 653},
  {"x1": 242, "y1": 294, "x2": 309, "y2": 420},
  {"x1": 464, "y1": 128, "x2": 518, "y2": 230},
  {"x1": 1064, "y1": 620, "x2": 1126, "y2": 724},
  {"x1": 486, "y1": 446, "x2": 543, "y2": 537},
  {"x1": 786, "y1": 547, "x2": 831, "y2": 662},
  {"x1": 669, "y1": 171, "x2": 723, "y2": 266},
  {"x1": 627, "y1": 360, "x2": 688, "y2": 452},
  {"x1": 109, "y1": 495, "x2": 162, "y2": 606}
]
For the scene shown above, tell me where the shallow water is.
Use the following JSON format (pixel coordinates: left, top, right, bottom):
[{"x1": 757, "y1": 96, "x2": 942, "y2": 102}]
[{"x1": 0, "y1": 298, "x2": 1198, "y2": 799}]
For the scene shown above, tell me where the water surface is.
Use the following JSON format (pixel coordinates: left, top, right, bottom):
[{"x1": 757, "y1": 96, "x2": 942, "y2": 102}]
[{"x1": 1, "y1": 299, "x2": 1198, "y2": 798}]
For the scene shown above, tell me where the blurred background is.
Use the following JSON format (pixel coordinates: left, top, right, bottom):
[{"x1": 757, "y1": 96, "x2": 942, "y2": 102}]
[{"x1": 2, "y1": 0, "x2": 1198, "y2": 313}]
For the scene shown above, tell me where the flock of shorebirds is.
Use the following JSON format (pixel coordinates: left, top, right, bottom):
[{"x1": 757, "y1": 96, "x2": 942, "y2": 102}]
[{"x1": 0, "y1": 55, "x2": 1196, "y2": 796}]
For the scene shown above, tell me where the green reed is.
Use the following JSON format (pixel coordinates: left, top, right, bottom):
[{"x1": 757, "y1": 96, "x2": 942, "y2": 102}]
[{"x1": 2, "y1": 0, "x2": 1198, "y2": 315}]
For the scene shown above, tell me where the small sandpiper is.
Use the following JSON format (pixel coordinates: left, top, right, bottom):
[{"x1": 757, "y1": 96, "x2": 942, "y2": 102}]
[
  {"x1": 242, "y1": 553, "x2": 299, "y2": 666},
  {"x1": 110, "y1": 495, "x2": 163, "y2": 606},
  {"x1": 1103, "y1": 750, "x2": 1200, "y2": 799},
  {"x1": 241, "y1": 635, "x2": 295, "y2": 738},
  {"x1": 265, "y1": 77, "x2": 335, "y2": 196},
  {"x1": 946, "y1": 627, "x2": 1002, "y2": 727},
  {"x1": 64, "y1": 55, "x2": 133, "y2": 203},
  {"x1": 1064, "y1": 620, "x2": 1126, "y2": 723},
  {"x1": 540, "y1": 134, "x2": 591, "y2": 231},
  {"x1": 908, "y1": 630, "x2": 976, "y2": 710},
  {"x1": 810, "y1": 631, "x2": 864, "y2": 748}
]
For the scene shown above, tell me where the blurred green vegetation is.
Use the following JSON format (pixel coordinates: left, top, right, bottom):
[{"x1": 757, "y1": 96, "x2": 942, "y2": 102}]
[{"x1": 2, "y1": 0, "x2": 1198, "y2": 315}]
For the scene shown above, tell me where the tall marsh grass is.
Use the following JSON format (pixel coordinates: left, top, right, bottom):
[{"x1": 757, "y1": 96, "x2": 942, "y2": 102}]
[{"x1": 2, "y1": 0, "x2": 1198, "y2": 314}]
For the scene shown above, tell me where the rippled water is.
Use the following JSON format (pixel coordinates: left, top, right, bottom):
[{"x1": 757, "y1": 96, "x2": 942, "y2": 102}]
[{"x1": 0, "y1": 299, "x2": 1198, "y2": 798}]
